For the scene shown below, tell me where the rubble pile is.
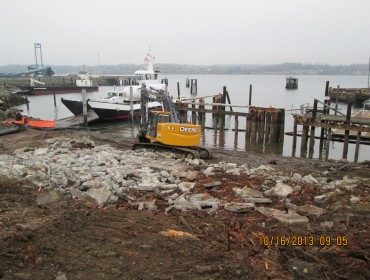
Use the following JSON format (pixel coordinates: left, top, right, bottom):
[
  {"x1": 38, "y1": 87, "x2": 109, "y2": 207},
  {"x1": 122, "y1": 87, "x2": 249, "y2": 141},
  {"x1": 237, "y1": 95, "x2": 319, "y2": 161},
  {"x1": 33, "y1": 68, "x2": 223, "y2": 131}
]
[{"x1": 0, "y1": 136, "x2": 369, "y2": 226}]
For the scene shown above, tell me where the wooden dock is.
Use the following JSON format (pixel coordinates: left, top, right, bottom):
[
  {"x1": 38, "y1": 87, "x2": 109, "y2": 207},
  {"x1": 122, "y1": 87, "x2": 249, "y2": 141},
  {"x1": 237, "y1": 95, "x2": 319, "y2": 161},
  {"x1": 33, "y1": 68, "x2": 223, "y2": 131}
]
[
  {"x1": 292, "y1": 98, "x2": 370, "y2": 162},
  {"x1": 175, "y1": 86, "x2": 285, "y2": 151}
]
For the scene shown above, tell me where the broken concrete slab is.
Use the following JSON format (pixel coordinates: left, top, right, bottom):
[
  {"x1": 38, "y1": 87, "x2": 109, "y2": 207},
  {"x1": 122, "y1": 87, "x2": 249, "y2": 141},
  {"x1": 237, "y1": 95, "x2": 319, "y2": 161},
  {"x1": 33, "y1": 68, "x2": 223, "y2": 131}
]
[
  {"x1": 224, "y1": 202, "x2": 255, "y2": 213},
  {"x1": 265, "y1": 182, "x2": 293, "y2": 198},
  {"x1": 297, "y1": 204, "x2": 327, "y2": 217}
]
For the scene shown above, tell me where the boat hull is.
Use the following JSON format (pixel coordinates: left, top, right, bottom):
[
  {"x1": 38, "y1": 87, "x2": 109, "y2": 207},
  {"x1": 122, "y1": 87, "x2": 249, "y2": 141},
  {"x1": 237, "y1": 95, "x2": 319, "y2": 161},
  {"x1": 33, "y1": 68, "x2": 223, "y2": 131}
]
[
  {"x1": 89, "y1": 100, "x2": 162, "y2": 121},
  {"x1": 20, "y1": 86, "x2": 98, "y2": 95},
  {"x1": 61, "y1": 98, "x2": 92, "y2": 116}
]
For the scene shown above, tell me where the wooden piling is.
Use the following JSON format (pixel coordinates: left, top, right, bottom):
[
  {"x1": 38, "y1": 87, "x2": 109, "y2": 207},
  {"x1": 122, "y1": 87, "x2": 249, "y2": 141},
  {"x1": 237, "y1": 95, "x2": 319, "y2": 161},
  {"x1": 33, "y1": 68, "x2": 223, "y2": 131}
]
[
  {"x1": 257, "y1": 109, "x2": 265, "y2": 143},
  {"x1": 342, "y1": 102, "x2": 352, "y2": 160},
  {"x1": 250, "y1": 108, "x2": 257, "y2": 143},
  {"x1": 278, "y1": 109, "x2": 285, "y2": 142},
  {"x1": 354, "y1": 131, "x2": 361, "y2": 163},
  {"x1": 192, "y1": 100, "x2": 196, "y2": 125},
  {"x1": 300, "y1": 125, "x2": 309, "y2": 157},
  {"x1": 325, "y1": 129, "x2": 332, "y2": 161},
  {"x1": 269, "y1": 111, "x2": 278, "y2": 142},
  {"x1": 246, "y1": 109, "x2": 251, "y2": 140},
  {"x1": 234, "y1": 115, "x2": 239, "y2": 149},
  {"x1": 82, "y1": 89, "x2": 88, "y2": 127},
  {"x1": 249, "y1": 84, "x2": 252, "y2": 106},
  {"x1": 177, "y1": 82, "x2": 180, "y2": 99},
  {"x1": 308, "y1": 99, "x2": 318, "y2": 159},
  {"x1": 292, "y1": 116, "x2": 298, "y2": 157},
  {"x1": 265, "y1": 111, "x2": 271, "y2": 143}
]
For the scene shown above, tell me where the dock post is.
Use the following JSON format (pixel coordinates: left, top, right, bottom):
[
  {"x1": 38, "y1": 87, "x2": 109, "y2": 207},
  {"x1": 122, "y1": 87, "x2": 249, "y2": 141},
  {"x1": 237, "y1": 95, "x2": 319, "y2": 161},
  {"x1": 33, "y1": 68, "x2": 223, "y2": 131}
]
[
  {"x1": 234, "y1": 115, "x2": 239, "y2": 149},
  {"x1": 53, "y1": 83, "x2": 57, "y2": 108},
  {"x1": 270, "y1": 111, "x2": 279, "y2": 142},
  {"x1": 325, "y1": 129, "x2": 332, "y2": 161},
  {"x1": 257, "y1": 109, "x2": 265, "y2": 143},
  {"x1": 342, "y1": 102, "x2": 352, "y2": 160},
  {"x1": 278, "y1": 109, "x2": 285, "y2": 142},
  {"x1": 354, "y1": 131, "x2": 361, "y2": 163},
  {"x1": 25, "y1": 95, "x2": 29, "y2": 110},
  {"x1": 265, "y1": 110, "x2": 271, "y2": 143},
  {"x1": 130, "y1": 87, "x2": 134, "y2": 123},
  {"x1": 82, "y1": 89, "x2": 88, "y2": 127},
  {"x1": 249, "y1": 84, "x2": 252, "y2": 106},
  {"x1": 177, "y1": 82, "x2": 180, "y2": 99},
  {"x1": 308, "y1": 99, "x2": 318, "y2": 159},
  {"x1": 251, "y1": 109, "x2": 257, "y2": 143},
  {"x1": 300, "y1": 125, "x2": 309, "y2": 158},
  {"x1": 192, "y1": 99, "x2": 196, "y2": 125},
  {"x1": 245, "y1": 110, "x2": 251, "y2": 141},
  {"x1": 292, "y1": 116, "x2": 298, "y2": 157}
]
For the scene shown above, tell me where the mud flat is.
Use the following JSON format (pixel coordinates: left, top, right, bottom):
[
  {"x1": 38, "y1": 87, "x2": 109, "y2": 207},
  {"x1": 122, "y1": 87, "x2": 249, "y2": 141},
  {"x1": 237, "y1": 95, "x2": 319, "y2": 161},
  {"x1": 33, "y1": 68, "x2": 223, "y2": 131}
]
[{"x1": 0, "y1": 129, "x2": 369, "y2": 279}]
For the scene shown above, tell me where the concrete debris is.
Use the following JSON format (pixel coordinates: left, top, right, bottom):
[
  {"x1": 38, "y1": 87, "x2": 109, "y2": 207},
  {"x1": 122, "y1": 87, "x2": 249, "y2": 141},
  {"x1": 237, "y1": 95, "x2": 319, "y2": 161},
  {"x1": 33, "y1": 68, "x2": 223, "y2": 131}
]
[
  {"x1": 1, "y1": 136, "x2": 367, "y2": 227},
  {"x1": 297, "y1": 204, "x2": 327, "y2": 217},
  {"x1": 202, "y1": 181, "x2": 222, "y2": 188},
  {"x1": 265, "y1": 182, "x2": 293, "y2": 198},
  {"x1": 224, "y1": 202, "x2": 255, "y2": 213}
]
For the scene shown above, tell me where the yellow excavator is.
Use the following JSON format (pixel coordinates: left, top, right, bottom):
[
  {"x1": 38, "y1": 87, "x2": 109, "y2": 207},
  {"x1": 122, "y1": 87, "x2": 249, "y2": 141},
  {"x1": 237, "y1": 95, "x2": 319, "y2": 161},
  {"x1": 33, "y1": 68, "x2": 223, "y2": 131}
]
[{"x1": 132, "y1": 85, "x2": 211, "y2": 159}]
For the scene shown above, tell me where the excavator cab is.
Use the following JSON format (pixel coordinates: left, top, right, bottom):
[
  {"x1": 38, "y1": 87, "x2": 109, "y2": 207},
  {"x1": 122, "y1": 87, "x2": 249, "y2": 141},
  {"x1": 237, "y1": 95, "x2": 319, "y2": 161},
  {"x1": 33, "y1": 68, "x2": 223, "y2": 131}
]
[
  {"x1": 134, "y1": 85, "x2": 211, "y2": 159},
  {"x1": 144, "y1": 111, "x2": 201, "y2": 147}
]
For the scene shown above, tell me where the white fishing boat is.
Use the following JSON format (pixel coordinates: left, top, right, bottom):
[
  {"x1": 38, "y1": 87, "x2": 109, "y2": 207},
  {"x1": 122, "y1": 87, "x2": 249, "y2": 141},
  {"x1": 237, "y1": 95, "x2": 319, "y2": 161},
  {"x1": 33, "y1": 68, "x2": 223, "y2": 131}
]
[{"x1": 62, "y1": 47, "x2": 168, "y2": 120}]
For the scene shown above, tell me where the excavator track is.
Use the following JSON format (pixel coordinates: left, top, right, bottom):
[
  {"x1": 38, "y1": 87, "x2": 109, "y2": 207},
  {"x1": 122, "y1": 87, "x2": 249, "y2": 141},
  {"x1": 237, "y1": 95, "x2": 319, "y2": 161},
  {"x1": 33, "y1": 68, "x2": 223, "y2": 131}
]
[{"x1": 132, "y1": 142, "x2": 212, "y2": 160}]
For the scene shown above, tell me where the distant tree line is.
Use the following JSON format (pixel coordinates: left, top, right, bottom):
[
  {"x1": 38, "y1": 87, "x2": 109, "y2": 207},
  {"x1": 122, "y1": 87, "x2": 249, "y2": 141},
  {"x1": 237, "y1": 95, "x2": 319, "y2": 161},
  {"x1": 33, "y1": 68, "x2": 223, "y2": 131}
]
[{"x1": 0, "y1": 62, "x2": 368, "y2": 76}]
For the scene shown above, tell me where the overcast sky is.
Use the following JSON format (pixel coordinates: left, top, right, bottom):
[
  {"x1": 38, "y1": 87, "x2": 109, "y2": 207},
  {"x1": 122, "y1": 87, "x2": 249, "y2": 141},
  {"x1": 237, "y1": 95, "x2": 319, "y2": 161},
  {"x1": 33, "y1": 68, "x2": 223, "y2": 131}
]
[{"x1": 1, "y1": 0, "x2": 369, "y2": 66}]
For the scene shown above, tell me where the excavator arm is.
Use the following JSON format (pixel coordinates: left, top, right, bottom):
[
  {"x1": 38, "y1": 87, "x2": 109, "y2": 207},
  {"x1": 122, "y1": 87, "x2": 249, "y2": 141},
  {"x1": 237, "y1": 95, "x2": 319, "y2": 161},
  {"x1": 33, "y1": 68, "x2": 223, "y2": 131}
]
[{"x1": 134, "y1": 84, "x2": 212, "y2": 159}]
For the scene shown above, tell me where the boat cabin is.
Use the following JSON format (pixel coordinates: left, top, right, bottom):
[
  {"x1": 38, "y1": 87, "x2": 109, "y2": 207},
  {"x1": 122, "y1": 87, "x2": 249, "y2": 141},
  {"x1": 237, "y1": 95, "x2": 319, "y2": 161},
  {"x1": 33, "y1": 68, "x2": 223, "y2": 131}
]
[{"x1": 286, "y1": 76, "x2": 298, "y2": 89}]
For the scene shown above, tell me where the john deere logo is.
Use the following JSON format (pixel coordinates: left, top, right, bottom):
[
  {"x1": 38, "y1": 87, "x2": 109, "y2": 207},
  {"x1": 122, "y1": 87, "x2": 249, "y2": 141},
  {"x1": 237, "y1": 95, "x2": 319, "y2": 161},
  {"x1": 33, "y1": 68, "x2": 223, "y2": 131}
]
[{"x1": 180, "y1": 127, "x2": 197, "y2": 133}]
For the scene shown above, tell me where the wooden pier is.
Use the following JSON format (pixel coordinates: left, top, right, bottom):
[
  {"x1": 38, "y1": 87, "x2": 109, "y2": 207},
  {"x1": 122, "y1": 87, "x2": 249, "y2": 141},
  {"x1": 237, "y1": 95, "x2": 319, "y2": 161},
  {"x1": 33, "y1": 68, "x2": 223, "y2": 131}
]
[
  {"x1": 175, "y1": 86, "x2": 285, "y2": 151},
  {"x1": 292, "y1": 98, "x2": 370, "y2": 162}
]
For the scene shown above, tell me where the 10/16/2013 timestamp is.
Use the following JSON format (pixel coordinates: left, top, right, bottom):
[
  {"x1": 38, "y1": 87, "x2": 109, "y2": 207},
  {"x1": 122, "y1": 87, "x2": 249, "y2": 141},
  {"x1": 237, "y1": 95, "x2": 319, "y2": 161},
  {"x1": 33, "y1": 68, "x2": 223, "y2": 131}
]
[{"x1": 260, "y1": 235, "x2": 348, "y2": 247}]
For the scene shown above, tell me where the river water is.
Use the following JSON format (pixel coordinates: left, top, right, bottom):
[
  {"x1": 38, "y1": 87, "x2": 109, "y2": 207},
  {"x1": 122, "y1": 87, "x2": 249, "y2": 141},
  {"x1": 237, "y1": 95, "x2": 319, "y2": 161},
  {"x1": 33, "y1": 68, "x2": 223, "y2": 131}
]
[{"x1": 14, "y1": 74, "x2": 370, "y2": 162}]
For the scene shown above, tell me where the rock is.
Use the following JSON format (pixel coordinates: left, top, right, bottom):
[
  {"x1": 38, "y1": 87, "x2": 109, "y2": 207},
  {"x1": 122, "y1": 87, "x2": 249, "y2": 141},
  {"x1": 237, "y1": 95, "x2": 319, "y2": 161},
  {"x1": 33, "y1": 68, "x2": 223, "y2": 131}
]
[
  {"x1": 34, "y1": 147, "x2": 49, "y2": 156},
  {"x1": 265, "y1": 182, "x2": 293, "y2": 198},
  {"x1": 233, "y1": 187, "x2": 264, "y2": 198},
  {"x1": 55, "y1": 272, "x2": 68, "y2": 280},
  {"x1": 186, "y1": 171, "x2": 199, "y2": 181},
  {"x1": 274, "y1": 210, "x2": 309, "y2": 224},
  {"x1": 70, "y1": 189, "x2": 85, "y2": 200},
  {"x1": 202, "y1": 181, "x2": 222, "y2": 189},
  {"x1": 224, "y1": 202, "x2": 255, "y2": 213},
  {"x1": 257, "y1": 207, "x2": 308, "y2": 224},
  {"x1": 82, "y1": 179, "x2": 101, "y2": 189},
  {"x1": 243, "y1": 197, "x2": 272, "y2": 204},
  {"x1": 303, "y1": 174, "x2": 319, "y2": 184},
  {"x1": 36, "y1": 190, "x2": 61, "y2": 208},
  {"x1": 188, "y1": 193, "x2": 219, "y2": 209},
  {"x1": 85, "y1": 188, "x2": 112, "y2": 206},
  {"x1": 178, "y1": 182, "x2": 195, "y2": 193},
  {"x1": 350, "y1": 195, "x2": 360, "y2": 204},
  {"x1": 297, "y1": 204, "x2": 327, "y2": 217},
  {"x1": 78, "y1": 172, "x2": 93, "y2": 183},
  {"x1": 320, "y1": 221, "x2": 334, "y2": 230},
  {"x1": 203, "y1": 166, "x2": 215, "y2": 176},
  {"x1": 314, "y1": 193, "x2": 331, "y2": 204}
]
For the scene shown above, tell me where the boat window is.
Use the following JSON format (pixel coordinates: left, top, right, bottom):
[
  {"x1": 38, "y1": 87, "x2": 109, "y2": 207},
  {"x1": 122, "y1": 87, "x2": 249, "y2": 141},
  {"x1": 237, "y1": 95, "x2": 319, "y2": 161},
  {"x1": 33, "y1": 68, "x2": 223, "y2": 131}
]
[{"x1": 119, "y1": 93, "x2": 123, "y2": 97}]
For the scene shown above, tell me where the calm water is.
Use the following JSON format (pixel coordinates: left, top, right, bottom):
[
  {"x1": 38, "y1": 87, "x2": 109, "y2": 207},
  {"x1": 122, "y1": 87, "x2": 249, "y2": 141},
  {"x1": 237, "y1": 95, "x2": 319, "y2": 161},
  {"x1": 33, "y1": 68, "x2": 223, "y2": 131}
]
[{"x1": 15, "y1": 75, "x2": 370, "y2": 162}]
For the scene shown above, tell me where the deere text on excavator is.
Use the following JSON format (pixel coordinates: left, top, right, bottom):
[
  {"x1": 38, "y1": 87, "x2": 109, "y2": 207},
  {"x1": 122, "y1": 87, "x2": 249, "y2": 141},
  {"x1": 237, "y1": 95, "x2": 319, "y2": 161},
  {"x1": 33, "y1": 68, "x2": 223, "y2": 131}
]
[{"x1": 132, "y1": 85, "x2": 212, "y2": 159}]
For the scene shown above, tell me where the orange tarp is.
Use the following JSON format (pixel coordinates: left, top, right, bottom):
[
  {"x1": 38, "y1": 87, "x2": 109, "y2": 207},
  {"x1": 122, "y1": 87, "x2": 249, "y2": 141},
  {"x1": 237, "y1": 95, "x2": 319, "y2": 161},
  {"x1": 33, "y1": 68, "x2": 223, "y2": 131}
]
[{"x1": 3, "y1": 119, "x2": 55, "y2": 128}]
